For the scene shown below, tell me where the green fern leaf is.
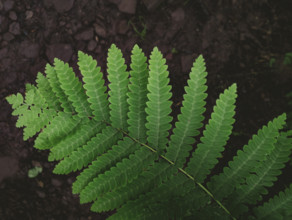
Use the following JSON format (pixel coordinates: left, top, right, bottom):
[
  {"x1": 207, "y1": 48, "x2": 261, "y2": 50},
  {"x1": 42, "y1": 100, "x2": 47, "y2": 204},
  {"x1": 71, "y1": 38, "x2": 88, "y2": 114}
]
[
  {"x1": 90, "y1": 162, "x2": 176, "y2": 212},
  {"x1": 166, "y1": 55, "x2": 207, "y2": 167},
  {"x1": 78, "y1": 137, "x2": 138, "y2": 203},
  {"x1": 23, "y1": 108, "x2": 56, "y2": 140},
  {"x1": 208, "y1": 113, "x2": 286, "y2": 200},
  {"x1": 11, "y1": 102, "x2": 26, "y2": 117},
  {"x1": 15, "y1": 86, "x2": 41, "y2": 128},
  {"x1": 253, "y1": 184, "x2": 292, "y2": 219},
  {"x1": 6, "y1": 44, "x2": 291, "y2": 219},
  {"x1": 108, "y1": 44, "x2": 129, "y2": 130},
  {"x1": 127, "y1": 45, "x2": 148, "y2": 142},
  {"x1": 78, "y1": 51, "x2": 110, "y2": 122},
  {"x1": 186, "y1": 83, "x2": 237, "y2": 183},
  {"x1": 53, "y1": 126, "x2": 121, "y2": 174},
  {"x1": 228, "y1": 131, "x2": 292, "y2": 216},
  {"x1": 24, "y1": 84, "x2": 38, "y2": 105},
  {"x1": 54, "y1": 58, "x2": 92, "y2": 118},
  {"x1": 191, "y1": 203, "x2": 231, "y2": 220},
  {"x1": 80, "y1": 146, "x2": 156, "y2": 204},
  {"x1": 36, "y1": 72, "x2": 61, "y2": 110},
  {"x1": 6, "y1": 93, "x2": 23, "y2": 109},
  {"x1": 145, "y1": 47, "x2": 172, "y2": 152},
  {"x1": 73, "y1": 137, "x2": 138, "y2": 194},
  {"x1": 12, "y1": 108, "x2": 29, "y2": 125},
  {"x1": 15, "y1": 105, "x2": 37, "y2": 128},
  {"x1": 45, "y1": 64, "x2": 74, "y2": 113},
  {"x1": 34, "y1": 112, "x2": 81, "y2": 149},
  {"x1": 109, "y1": 173, "x2": 194, "y2": 220},
  {"x1": 48, "y1": 119, "x2": 104, "y2": 161},
  {"x1": 7, "y1": 85, "x2": 57, "y2": 140}
]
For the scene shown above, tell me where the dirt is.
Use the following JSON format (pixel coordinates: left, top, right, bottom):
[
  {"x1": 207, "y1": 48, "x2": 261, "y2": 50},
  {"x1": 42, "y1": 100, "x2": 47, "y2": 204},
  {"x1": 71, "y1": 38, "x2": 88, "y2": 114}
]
[{"x1": 0, "y1": 0, "x2": 291, "y2": 219}]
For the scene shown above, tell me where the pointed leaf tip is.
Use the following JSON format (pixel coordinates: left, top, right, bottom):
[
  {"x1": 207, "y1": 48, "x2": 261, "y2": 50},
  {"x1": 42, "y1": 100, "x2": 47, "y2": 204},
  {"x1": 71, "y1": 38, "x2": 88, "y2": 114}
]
[
  {"x1": 280, "y1": 112, "x2": 287, "y2": 121},
  {"x1": 78, "y1": 50, "x2": 85, "y2": 57},
  {"x1": 153, "y1": 47, "x2": 159, "y2": 53},
  {"x1": 197, "y1": 54, "x2": 204, "y2": 61},
  {"x1": 53, "y1": 58, "x2": 63, "y2": 65},
  {"x1": 110, "y1": 44, "x2": 118, "y2": 50},
  {"x1": 133, "y1": 44, "x2": 140, "y2": 50},
  {"x1": 229, "y1": 83, "x2": 237, "y2": 91}
]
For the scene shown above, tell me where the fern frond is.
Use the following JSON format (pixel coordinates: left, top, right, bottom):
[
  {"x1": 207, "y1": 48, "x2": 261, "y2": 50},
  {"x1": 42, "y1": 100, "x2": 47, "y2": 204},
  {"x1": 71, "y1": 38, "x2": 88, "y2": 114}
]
[
  {"x1": 24, "y1": 84, "x2": 39, "y2": 105},
  {"x1": 7, "y1": 85, "x2": 57, "y2": 140},
  {"x1": 54, "y1": 59, "x2": 92, "y2": 118},
  {"x1": 72, "y1": 137, "x2": 138, "y2": 194},
  {"x1": 191, "y1": 203, "x2": 231, "y2": 220},
  {"x1": 6, "y1": 93, "x2": 28, "y2": 128},
  {"x1": 80, "y1": 147, "x2": 157, "y2": 204},
  {"x1": 78, "y1": 51, "x2": 110, "y2": 122},
  {"x1": 53, "y1": 126, "x2": 122, "y2": 174},
  {"x1": 253, "y1": 184, "x2": 292, "y2": 219},
  {"x1": 165, "y1": 55, "x2": 207, "y2": 167},
  {"x1": 34, "y1": 112, "x2": 81, "y2": 149},
  {"x1": 145, "y1": 47, "x2": 172, "y2": 152},
  {"x1": 15, "y1": 86, "x2": 43, "y2": 128},
  {"x1": 107, "y1": 44, "x2": 129, "y2": 130},
  {"x1": 127, "y1": 45, "x2": 148, "y2": 142},
  {"x1": 228, "y1": 131, "x2": 292, "y2": 216},
  {"x1": 36, "y1": 72, "x2": 61, "y2": 110},
  {"x1": 45, "y1": 64, "x2": 74, "y2": 113},
  {"x1": 186, "y1": 83, "x2": 237, "y2": 183},
  {"x1": 14, "y1": 106, "x2": 36, "y2": 129},
  {"x1": 109, "y1": 173, "x2": 194, "y2": 220},
  {"x1": 6, "y1": 93, "x2": 23, "y2": 110},
  {"x1": 26, "y1": 85, "x2": 56, "y2": 138},
  {"x1": 23, "y1": 108, "x2": 56, "y2": 140},
  {"x1": 90, "y1": 161, "x2": 175, "y2": 212},
  {"x1": 7, "y1": 44, "x2": 291, "y2": 219},
  {"x1": 48, "y1": 119, "x2": 104, "y2": 161},
  {"x1": 208, "y1": 113, "x2": 286, "y2": 200},
  {"x1": 118, "y1": 188, "x2": 212, "y2": 220}
]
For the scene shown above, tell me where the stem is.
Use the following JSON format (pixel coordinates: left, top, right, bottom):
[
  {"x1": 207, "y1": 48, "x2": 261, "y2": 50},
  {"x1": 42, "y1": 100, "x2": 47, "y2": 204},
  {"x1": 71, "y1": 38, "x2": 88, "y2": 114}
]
[{"x1": 117, "y1": 127, "x2": 236, "y2": 220}]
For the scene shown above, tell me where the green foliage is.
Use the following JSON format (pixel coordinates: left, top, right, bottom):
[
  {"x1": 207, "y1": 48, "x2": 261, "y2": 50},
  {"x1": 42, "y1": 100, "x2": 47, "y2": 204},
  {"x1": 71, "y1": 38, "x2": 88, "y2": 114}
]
[
  {"x1": 269, "y1": 52, "x2": 292, "y2": 67},
  {"x1": 146, "y1": 47, "x2": 172, "y2": 153},
  {"x1": 283, "y1": 52, "x2": 292, "y2": 66},
  {"x1": 28, "y1": 166, "x2": 42, "y2": 178},
  {"x1": 208, "y1": 114, "x2": 286, "y2": 201},
  {"x1": 166, "y1": 55, "x2": 207, "y2": 168},
  {"x1": 6, "y1": 84, "x2": 57, "y2": 140},
  {"x1": 128, "y1": 16, "x2": 147, "y2": 40},
  {"x1": 287, "y1": 92, "x2": 292, "y2": 129},
  {"x1": 253, "y1": 183, "x2": 292, "y2": 219},
  {"x1": 7, "y1": 44, "x2": 292, "y2": 219},
  {"x1": 107, "y1": 44, "x2": 129, "y2": 131},
  {"x1": 78, "y1": 51, "x2": 109, "y2": 122},
  {"x1": 171, "y1": 48, "x2": 178, "y2": 54}
]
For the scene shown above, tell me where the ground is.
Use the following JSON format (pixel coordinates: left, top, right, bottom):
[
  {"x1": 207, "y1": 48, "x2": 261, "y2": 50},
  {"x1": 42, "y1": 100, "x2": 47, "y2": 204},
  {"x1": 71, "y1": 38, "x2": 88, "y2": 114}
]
[{"x1": 0, "y1": 0, "x2": 291, "y2": 219}]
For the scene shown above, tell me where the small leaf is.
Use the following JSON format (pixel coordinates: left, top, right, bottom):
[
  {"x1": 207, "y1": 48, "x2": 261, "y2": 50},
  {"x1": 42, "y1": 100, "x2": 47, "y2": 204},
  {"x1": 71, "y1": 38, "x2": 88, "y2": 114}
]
[
  {"x1": 6, "y1": 93, "x2": 23, "y2": 109},
  {"x1": 28, "y1": 166, "x2": 43, "y2": 178}
]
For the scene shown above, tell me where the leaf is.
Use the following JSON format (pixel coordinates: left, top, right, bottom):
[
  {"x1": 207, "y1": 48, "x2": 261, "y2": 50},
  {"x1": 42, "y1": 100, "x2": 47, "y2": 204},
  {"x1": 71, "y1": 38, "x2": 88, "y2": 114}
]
[
  {"x1": 28, "y1": 166, "x2": 43, "y2": 178},
  {"x1": 145, "y1": 47, "x2": 172, "y2": 153},
  {"x1": 6, "y1": 93, "x2": 23, "y2": 109},
  {"x1": 108, "y1": 44, "x2": 129, "y2": 130},
  {"x1": 6, "y1": 44, "x2": 291, "y2": 220}
]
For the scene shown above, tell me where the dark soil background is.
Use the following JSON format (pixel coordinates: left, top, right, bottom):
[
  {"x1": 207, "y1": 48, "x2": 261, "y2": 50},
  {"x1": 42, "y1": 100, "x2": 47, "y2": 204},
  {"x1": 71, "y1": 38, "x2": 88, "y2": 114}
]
[{"x1": 0, "y1": 0, "x2": 292, "y2": 219}]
